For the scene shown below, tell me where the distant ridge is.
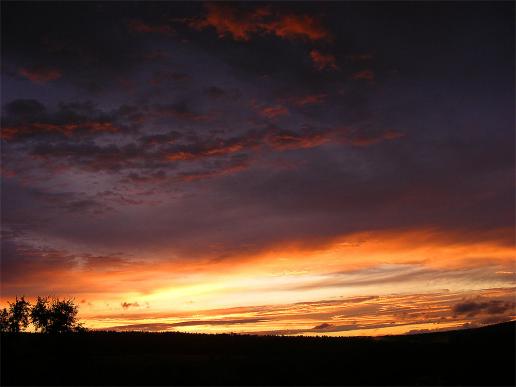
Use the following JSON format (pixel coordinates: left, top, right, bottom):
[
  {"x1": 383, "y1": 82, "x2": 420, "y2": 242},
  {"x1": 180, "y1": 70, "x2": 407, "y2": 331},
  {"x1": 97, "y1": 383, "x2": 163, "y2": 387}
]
[{"x1": 2, "y1": 320, "x2": 514, "y2": 385}]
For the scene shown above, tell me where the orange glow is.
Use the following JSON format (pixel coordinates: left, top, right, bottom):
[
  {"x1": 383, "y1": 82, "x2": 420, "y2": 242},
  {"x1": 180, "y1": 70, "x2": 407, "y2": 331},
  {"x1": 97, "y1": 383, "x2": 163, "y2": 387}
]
[{"x1": 2, "y1": 228, "x2": 514, "y2": 335}]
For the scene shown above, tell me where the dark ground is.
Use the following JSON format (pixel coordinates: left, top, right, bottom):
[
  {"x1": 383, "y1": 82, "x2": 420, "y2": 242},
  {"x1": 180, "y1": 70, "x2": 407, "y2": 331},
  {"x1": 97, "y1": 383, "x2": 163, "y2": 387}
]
[{"x1": 1, "y1": 321, "x2": 515, "y2": 386}]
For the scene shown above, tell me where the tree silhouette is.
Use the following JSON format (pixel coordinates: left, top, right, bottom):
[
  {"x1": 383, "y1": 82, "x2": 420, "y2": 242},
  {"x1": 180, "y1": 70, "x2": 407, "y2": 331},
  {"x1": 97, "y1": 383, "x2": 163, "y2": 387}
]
[
  {"x1": 30, "y1": 297, "x2": 51, "y2": 333},
  {"x1": 6, "y1": 296, "x2": 31, "y2": 332},
  {"x1": 30, "y1": 297, "x2": 84, "y2": 333},
  {"x1": 0, "y1": 308, "x2": 9, "y2": 332},
  {"x1": 1, "y1": 296, "x2": 86, "y2": 333},
  {"x1": 47, "y1": 298, "x2": 80, "y2": 333}
]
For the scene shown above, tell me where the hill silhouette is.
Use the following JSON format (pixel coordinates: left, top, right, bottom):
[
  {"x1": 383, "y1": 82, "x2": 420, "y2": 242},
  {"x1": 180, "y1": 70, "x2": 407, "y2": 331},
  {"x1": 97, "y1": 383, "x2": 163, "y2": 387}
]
[{"x1": 1, "y1": 321, "x2": 515, "y2": 385}]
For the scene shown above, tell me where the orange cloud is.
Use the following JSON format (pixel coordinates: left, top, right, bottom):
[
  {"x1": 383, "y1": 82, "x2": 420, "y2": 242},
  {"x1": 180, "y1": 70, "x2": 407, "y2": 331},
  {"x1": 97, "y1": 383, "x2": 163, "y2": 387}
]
[
  {"x1": 188, "y1": 4, "x2": 266, "y2": 41},
  {"x1": 1, "y1": 121, "x2": 119, "y2": 141},
  {"x1": 165, "y1": 142, "x2": 248, "y2": 162},
  {"x1": 260, "y1": 105, "x2": 289, "y2": 118},
  {"x1": 19, "y1": 67, "x2": 62, "y2": 84},
  {"x1": 266, "y1": 129, "x2": 329, "y2": 150},
  {"x1": 310, "y1": 50, "x2": 338, "y2": 71},
  {"x1": 188, "y1": 4, "x2": 330, "y2": 42},
  {"x1": 291, "y1": 93, "x2": 327, "y2": 106},
  {"x1": 263, "y1": 14, "x2": 331, "y2": 41}
]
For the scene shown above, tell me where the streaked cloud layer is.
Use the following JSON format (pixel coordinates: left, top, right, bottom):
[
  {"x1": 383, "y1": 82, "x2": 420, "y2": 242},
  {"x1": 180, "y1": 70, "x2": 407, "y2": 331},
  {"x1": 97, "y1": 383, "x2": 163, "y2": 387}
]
[{"x1": 1, "y1": 2, "x2": 514, "y2": 334}]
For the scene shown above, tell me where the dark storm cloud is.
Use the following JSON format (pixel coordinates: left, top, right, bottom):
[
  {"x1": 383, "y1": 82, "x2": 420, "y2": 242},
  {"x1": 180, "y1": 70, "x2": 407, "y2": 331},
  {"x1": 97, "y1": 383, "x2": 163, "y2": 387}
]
[
  {"x1": 452, "y1": 300, "x2": 516, "y2": 317},
  {"x1": 3, "y1": 99, "x2": 47, "y2": 120}
]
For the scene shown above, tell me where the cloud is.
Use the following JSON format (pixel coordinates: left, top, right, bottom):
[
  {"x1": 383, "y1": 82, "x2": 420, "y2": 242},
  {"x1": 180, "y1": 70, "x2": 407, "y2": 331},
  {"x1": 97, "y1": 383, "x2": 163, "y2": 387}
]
[
  {"x1": 123, "y1": 170, "x2": 168, "y2": 185},
  {"x1": 1, "y1": 121, "x2": 119, "y2": 141},
  {"x1": 310, "y1": 50, "x2": 338, "y2": 71},
  {"x1": 178, "y1": 155, "x2": 251, "y2": 182},
  {"x1": 351, "y1": 69, "x2": 375, "y2": 81},
  {"x1": 348, "y1": 53, "x2": 374, "y2": 62},
  {"x1": 139, "y1": 131, "x2": 182, "y2": 146},
  {"x1": 127, "y1": 19, "x2": 173, "y2": 36},
  {"x1": 1, "y1": 237, "x2": 77, "y2": 286},
  {"x1": 345, "y1": 129, "x2": 404, "y2": 147},
  {"x1": 452, "y1": 300, "x2": 515, "y2": 316},
  {"x1": 204, "y1": 86, "x2": 226, "y2": 99},
  {"x1": 188, "y1": 4, "x2": 267, "y2": 41},
  {"x1": 3, "y1": 3, "x2": 153, "y2": 93},
  {"x1": 1, "y1": 99, "x2": 129, "y2": 142},
  {"x1": 187, "y1": 4, "x2": 330, "y2": 42},
  {"x1": 204, "y1": 86, "x2": 241, "y2": 100},
  {"x1": 2, "y1": 98, "x2": 408, "y2": 190},
  {"x1": 18, "y1": 66, "x2": 62, "y2": 84},
  {"x1": 152, "y1": 102, "x2": 212, "y2": 122},
  {"x1": 29, "y1": 142, "x2": 149, "y2": 173},
  {"x1": 265, "y1": 128, "x2": 330, "y2": 150},
  {"x1": 1, "y1": 229, "x2": 146, "y2": 297},
  {"x1": 288, "y1": 94, "x2": 327, "y2": 107},
  {"x1": 292, "y1": 263, "x2": 512, "y2": 293},
  {"x1": 263, "y1": 14, "x2": 331, "y2": 42},
  {"x1": 102, "y1": 318, "x2": 268, "y2": 332},
  {"x1": 312, "y1": 322, "x2": 334, "y2": 330},
  {"x1": 121, "y1": 302, "x2": 140, "y2": 309},
  {"x1": 148, "y1": 71, "x2": 190, "y2": 86},
  {"x1": 3, "y1": 99, "x2": 47, "y2": 119},
  {"x1": 260, "y1": 106, "x2": 289, "y2": 119}
]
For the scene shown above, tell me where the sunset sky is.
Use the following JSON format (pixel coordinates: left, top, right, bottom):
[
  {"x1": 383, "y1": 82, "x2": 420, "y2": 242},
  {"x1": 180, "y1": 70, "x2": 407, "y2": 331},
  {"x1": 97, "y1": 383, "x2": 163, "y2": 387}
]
[{"x1": 1, "y1": 1, "x2": 514, "y2": 336}]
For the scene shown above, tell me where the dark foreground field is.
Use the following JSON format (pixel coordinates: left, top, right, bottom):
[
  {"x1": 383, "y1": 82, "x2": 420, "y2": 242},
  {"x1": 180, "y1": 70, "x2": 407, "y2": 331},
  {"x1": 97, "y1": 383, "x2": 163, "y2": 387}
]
[{"x1": 1, "y1": 321, "x2": 515, "y2": 386}]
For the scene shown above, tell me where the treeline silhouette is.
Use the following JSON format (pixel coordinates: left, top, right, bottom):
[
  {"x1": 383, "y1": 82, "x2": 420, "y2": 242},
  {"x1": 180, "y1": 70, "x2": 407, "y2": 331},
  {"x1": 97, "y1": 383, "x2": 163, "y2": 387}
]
[
  {"x1": 0, "y1": 296, "x2": 85, "y2": 333},
  {"x1": 1, "y1": 318, "x2": 515, "y2": 386}
]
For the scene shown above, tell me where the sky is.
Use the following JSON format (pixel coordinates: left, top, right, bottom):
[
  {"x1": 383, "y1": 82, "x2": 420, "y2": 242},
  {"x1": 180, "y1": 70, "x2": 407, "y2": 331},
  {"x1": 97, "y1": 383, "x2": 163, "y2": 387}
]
[{"x1": 1, "y1": 1, "x2": 515, "y2": 336}]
